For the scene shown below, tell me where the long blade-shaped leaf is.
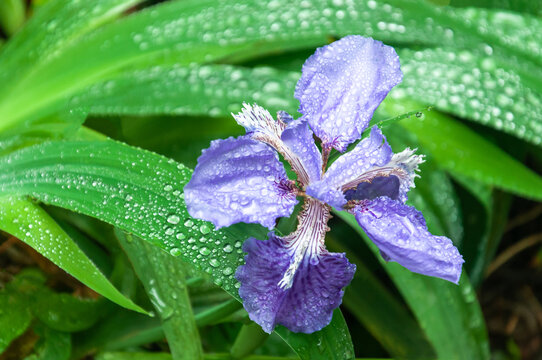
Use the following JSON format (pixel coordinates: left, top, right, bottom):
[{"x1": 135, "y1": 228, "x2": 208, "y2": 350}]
[
  {"x1": 0, "y1": 195, "x2": 146, "y2": 314},
  {"x1": 6, "y1": 0, "x2": 542, "y2": 136},
  {"x1": 117, "y1": 231, "x2": 204, "y2": 360},
  {"x1": 0, "y1": 0, "x2": 142, "y2": 95},
  {"x1": 397, "y1": 48, "x2": 542, "y2": 146},
  {"x1": 381, "y1": 99, "x2": 542, "y2": 201},
  {"x1": 0, "y1": 140, "x2": 354, "y2": 360}
]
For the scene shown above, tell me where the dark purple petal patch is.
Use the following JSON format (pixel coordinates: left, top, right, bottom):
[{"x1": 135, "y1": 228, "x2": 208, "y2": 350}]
[
  {"x1": 344, "y1": 175, "x2": 400, "y2": 201},
  {"x1": 236, "y1": 234, "x2": 355, "y2": 334}
]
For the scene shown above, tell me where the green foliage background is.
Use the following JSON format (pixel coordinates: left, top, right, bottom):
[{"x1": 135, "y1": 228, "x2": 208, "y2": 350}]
[{"x1": 0, "y1": 0, "x2": 541, "y2": 359}]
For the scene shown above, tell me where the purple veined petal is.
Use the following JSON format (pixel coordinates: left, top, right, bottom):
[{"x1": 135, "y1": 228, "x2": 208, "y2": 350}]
[
  {"x1": 306, "y1": 126, "x2": 424, "y2": 208},
  {"x1": 184, "y1": 135, "x2": 298, "y2": 229},
  {"x1": 232, "y1": 104, "x2": 322, "y2": 186},
  {"x1": 295, "y1": 36, "x2": 403, "y2": 151},
  {"x1": 281, "y1": 118, "x2": 322, "y2": 183},
  {"x1": 306, "y1": 126, "x2": 392, "y2": 208},
  {"x1": 235, "y1": 198, "x2": 356, "y2": 333},
  {"x1": 352, "y1": 196, "x2": 464, "y2": 283}
]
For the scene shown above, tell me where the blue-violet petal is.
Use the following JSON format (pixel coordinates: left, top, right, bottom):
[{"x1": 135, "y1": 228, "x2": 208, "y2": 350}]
[
  {"x1": 184, "y1": 136, "x2": 297, "y2": 229},
  {"x1": 295, "y1": 36, "x2": 402, "y2": 151},
  {"x1": 352, "y1": 196, "x2": 464, "y2": 283},
  {"x1": 281, "y1": 118, "x2": 322, "y2": 183},
  {"x1": 236, "y1": 234, "x2": 355, "y2": 333}
]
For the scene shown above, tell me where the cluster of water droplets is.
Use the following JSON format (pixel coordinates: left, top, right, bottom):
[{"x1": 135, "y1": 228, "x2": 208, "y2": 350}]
[
  {"x1": 70, "y1": 64, "x2": 299, "y2": 118},
  {"x1": 0, "y1": 196, "x2": 104, "y2": 286},
  {"x1": 392, "y1": 47, "x2": 542, "y2": 145},
  {"x1": 0, "y1": 141, "x2": 246, "y2": 292},
  {"x1": 0, "y1": 0, "x2": 136, "y2": 91}
]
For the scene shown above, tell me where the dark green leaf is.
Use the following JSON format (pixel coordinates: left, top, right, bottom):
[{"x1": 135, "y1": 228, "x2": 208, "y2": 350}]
[
  {"x1": 0, "y1": 196, "x2": 147, "y2": 314},
  {"x1": 34, "y1": 290, "x2": 102, "y2": 332},
  {"x1": 0, "y1": 288, "x2": 32, "y2": 352},
  {"x1": 23, "y1": 324, "x2": 71, "y2": 360},
  {"x1": 396, "y1": 48, "x2": 542, "y2": 146},
  {"x1": 117, "y1": 231, "x2": 204, "y2": 360}
]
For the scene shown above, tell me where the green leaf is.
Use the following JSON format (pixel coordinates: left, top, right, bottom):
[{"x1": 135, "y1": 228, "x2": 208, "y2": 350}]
[
  {"x1": 335, "y1": 212, "x2": 490, "y2": 360},
  {"x1": 2, "y1": 0, "x2": 542, "y2": 147},
  {"x1": 70, "y1": 65, "x2": 300, "y2": 118},
  {"x1": 195, "y1": 299, "x2": 243, "y2": 327},
  {"x1": 23, "y1": 324, "x2": 71, "y2": 360},
  {"x1": 77, "y1": 52, "x2": 542, "y2": 150},
  {"x1": 0, "y1": 196, "x2": 147, "y2": 314},
  {"x1": 0, "y1": 0, "x2": 25, "y2": 36},
  {"x1": 381, "y1": 99, "x2": 542, "y2": 201},
  {"x1": 0, "y1": 109, "x2": 87, "y2": 156},
  {"x1": 449, "y1": 0, "x2": 542, "y2": 15},
  {"x1": 0, "y1": 140, "x2": 354, "y2": 360},
  {"x1": 0, "y1": 0, "x2": 143, "y2": 98},
  {"x1": 231, "y1": 323, "x2": 270, "y2": 359},
  {"x1": 34, "y1": 290, "x2": 102, "y2": 332},
  {"x1": 117, "y1": 231, "x2": 204, "y2": 360},
  {"x1": 96, "y1": 353, "x2": 173, "y2": 360},
  {"x1": 276, "y1": 309, "x2": 355, "y2": 360},
  {"x1": 396, "y1": 47, "x2": 542, "y2": 146},
  {"x1": 72, "y1": 310, "x2": 163, "y2": 357},
  {"x1": 0, "y1": 287, "x2": 32, "y2": 352}
]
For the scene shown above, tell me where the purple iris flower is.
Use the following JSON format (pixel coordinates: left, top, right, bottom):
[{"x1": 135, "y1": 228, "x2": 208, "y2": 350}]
[{"x1": 184, "y1": 36, "x2": 464, "y2": 334}]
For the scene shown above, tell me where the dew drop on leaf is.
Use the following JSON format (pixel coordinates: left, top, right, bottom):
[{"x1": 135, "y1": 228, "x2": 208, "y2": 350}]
[
  {"x1": 209, "y1": 258, "x2": 219, "y2": 267},
  {"x1": 169, "y1": 248, "x2": 182, "y2": 257},
  {"x1": 199, "y1": 224, "x2": 211, "y2": 234},
  {"x1": 167, "y1": 214, "x2": 180, "y2": 224}
]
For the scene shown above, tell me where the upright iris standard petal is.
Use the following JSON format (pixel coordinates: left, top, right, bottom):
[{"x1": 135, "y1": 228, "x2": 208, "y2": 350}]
[
  {"x1": 184, "y1": 136, "x2": 297, "y2": 229},
  {"x1": 352, "y1": 196, "x2": 464, "y2": 283},
  {"x1": 236, "y1": 199, "x2": 356, "y2": 333},
  {"x1": 295, "y1": 36, "x2": 403, "y2": 151},
  {"x1": 281, "y1": 118, "x2": 322, "y2": 183}
]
